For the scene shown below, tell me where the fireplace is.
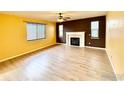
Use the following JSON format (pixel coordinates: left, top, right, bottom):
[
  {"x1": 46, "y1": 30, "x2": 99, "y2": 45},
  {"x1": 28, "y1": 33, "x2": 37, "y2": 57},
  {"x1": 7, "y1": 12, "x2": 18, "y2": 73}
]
[
  {"x1": 70, "y1": 37, "x2": 80, "y2": 46},
  {"x1": 66, "y1": 32, "x2": 85, "y2": 47}
]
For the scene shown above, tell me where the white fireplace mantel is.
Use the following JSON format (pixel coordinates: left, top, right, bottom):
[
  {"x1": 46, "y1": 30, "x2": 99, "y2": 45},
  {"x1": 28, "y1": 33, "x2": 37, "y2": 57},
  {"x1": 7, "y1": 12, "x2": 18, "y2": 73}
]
[{"x1": 66, "y1": 32, "x2": 85, "y2": 47}]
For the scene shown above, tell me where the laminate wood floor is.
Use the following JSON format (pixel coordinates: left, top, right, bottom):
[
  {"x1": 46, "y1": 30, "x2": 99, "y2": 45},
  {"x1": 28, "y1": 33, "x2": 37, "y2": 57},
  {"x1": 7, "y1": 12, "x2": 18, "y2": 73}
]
[{"x1": 0, "y1": 44, "x2": 116, "y2": 81}]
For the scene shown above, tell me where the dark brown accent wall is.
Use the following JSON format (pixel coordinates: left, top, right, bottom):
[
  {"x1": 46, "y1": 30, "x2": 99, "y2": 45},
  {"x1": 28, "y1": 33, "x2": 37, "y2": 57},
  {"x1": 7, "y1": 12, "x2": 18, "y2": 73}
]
[{"x1": 56, "y1": 16, "x2": 106, "y2": 48}]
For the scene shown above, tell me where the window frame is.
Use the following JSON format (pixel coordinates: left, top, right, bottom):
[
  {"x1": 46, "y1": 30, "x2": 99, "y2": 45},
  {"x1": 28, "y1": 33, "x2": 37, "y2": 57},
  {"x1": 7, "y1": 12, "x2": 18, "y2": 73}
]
[
  {"x1": 37, "y1": 23, "x2": 46, "y2": 39},
  {"x1": 26, "y1": 22, "x2": 46, "y2": 41},
  {"x1": 91, "y1": 21, "x2": 99, "y2": 39},
  {"x1": 58, "y1": 24, "x2": 64, "y2": 37}
]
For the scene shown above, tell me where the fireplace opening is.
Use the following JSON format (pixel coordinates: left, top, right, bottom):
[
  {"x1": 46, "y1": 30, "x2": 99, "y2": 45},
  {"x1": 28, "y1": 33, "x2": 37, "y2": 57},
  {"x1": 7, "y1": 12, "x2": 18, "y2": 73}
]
[{"x1": 70, "y1": 37, "x2": 80, "y2": 46}]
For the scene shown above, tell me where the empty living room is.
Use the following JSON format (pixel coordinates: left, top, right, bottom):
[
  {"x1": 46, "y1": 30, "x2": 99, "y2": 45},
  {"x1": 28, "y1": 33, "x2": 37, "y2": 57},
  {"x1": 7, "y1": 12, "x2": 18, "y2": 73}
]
[
  {"x1": 1, "y1": 0, "x2": 124, "y2": 93},
  {"x1": 0, "y1": 11, "x2": 124, "y2": 81}
]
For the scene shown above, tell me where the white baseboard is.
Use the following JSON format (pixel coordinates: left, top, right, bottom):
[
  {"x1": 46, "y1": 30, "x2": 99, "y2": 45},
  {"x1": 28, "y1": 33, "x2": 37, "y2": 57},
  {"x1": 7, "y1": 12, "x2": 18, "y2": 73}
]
[
  {"x1": 58, "y1": 44, "x2": 105, "y2": 50},
  {"x1": 57, "y1": 43, "x2": 66, "y2": 45},
  {"x1": 0, "y1": 43, "x2": 56, "y2": 63},
  {"x1": 105, "y1": 48, "x2": 118, "y2": 80},
  {"x1": 85, "y1": 47, "x2": 118, "y2": 80},
  {"x1": 85, "y1": 46, "x2": 105, "y2": 50}
]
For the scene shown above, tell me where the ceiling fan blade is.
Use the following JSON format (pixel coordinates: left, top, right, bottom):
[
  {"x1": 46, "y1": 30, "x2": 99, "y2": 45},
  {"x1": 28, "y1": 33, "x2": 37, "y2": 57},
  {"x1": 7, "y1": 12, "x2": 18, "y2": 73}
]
[
  {"x1": 63, "y1": 17, "x2": 71, "y2": 21},
  {"x1": 63, "y1": 19, "x2": 67, "y2": 21},
  {"x1": 64, "y1": 17, "x2": 71, "y2": 19}
]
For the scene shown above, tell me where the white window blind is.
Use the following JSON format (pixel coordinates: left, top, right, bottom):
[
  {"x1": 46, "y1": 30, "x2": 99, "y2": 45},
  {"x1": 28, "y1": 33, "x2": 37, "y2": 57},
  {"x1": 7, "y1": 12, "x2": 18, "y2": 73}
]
[
  {"x1": 37, "y1": 24, "x2": 45, "y2": 39},
  {"x1": 91, "y1": 21, "x2": 99, "y2": 39},
  {"x1": 59, "y1": 25, "x2": 63, "y2": 37},
  {"x1": 26, "y1": 23, "x2": 45, "y2": 40},
  {"x1": 27, "y1": 23, "x2": 37, "y2": 40}
]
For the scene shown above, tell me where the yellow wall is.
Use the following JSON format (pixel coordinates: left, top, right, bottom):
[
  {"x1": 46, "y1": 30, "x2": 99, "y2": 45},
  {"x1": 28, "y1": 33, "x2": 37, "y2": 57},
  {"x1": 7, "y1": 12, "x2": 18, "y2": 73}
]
[
  {"x1": 106, "y1": 11, "x2": 124, "y2": 80},
  {"x1": 0, "y1": 13, "x2": 56, "y2": 62}
]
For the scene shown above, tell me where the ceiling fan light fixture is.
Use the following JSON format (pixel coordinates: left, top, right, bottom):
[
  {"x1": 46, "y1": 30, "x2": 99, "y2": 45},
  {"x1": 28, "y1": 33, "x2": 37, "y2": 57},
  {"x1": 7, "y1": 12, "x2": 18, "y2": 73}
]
[
  {"x1": 57, "y1": 18, "x2": 64, "y2": 22},
  {"x1": 57, "y1": 13, "x2": 64, "y2": 22}
]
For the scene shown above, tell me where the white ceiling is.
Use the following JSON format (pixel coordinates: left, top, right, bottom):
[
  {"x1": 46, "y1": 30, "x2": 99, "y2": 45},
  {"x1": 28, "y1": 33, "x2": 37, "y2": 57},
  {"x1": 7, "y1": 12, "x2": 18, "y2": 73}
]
[{"x1": 0, "y1": 11, "x2": 107, "y2": 22}]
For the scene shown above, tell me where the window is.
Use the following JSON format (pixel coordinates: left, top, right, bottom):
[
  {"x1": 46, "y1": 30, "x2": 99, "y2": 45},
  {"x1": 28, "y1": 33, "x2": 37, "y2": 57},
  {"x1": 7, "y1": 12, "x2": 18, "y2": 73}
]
[
  {"x1": 91, "y1": 21, "x2": 99, "y2": 39},
  {"x1": 27, "y1": 23, "x2": 45, "y2": 40},
  {"x1": 59, "y1": 25, "x2": 63, "y2": 37}
]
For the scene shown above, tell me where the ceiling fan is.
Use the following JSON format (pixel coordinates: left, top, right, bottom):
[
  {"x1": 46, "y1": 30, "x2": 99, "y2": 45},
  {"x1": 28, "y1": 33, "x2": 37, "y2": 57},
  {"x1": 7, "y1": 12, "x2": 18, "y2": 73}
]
[{"x1": 57, "y1": 13, "x2": 71, "y2": 22}]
